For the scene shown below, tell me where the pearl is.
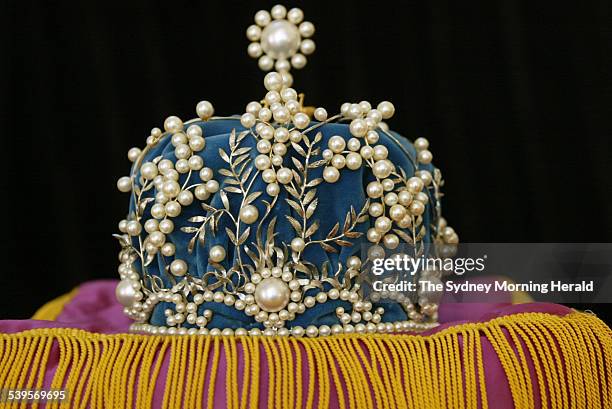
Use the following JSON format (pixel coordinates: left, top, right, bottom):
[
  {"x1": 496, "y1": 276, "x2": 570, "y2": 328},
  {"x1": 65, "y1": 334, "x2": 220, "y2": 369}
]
[
  {"x1": 240, "y1": 205, "x2": 259, "y2": 224},
  {"x1": 272, "y1": 143, "x2": 286, "y2": 156},
  {"x1": 205, "y1": 180, "x2": 219, "y2": 193},
  {"x1": 289, "y1": 130, "x2": 302, "y2": 142},
  {"x1": 306, "y1": 326, "x2": 318, "y2": 338},
  {"x1": 246, "y1": 101, "x2": 262, "y2": 116},
  {"x1": 366, "y1": 181, "x2": 384, "y2": 198},
  {"x1": 313, "y1": 107, "x2": 328, "y2": 122},
  {"x1": 398, "y1": 190, "x2": 412, "y2": 206},
  {"x1": 328, "y1": 135, "x2": 346, "y2": 153},
  {"x1": 158, "y1": 159, "x2": 174, "y2": 173},
  {"x1": 375, "y1": 216, "x2": 392, "y2": 233},
  {"x1": 347, "y1": 138, "x2": 361, "y2": 151},
  {"x1": 367, "y1": 228, "x2": 381, "y2": 243},
  {"x1": 118, "y1": 219, "x2": 128, "y2": 233},
  {"x1": 377, "y1": 101, "x2": 395, "y2": 119},
  {"x1": 273, "y1": 107, "x2": 290, "y2": 124},
  {"x1": 281, "y1": 71, "x2": 293, "y2": 87},
  {"x1": 275, "y1": 59, "x2": 290, "y2": 72},
  {"x1": 159, "y1": 219, "x2": 174, "y2": 234},
  {"x1": 281, "y1": 87, "x2": 298, "y2": 102},
  {"x1": 300, "y1": 39, "x2": 315, "y2": 55},
  {"x1": 117, "y1": 176, "x2": 131, "y2": 192},
  {"x1": 276, "y1": 168, "x2": 293, "y2": 184},
  {"x1": 383, "y1": 234, "x2": 400, "y2": 249},
  {"x1": 116, "y1": 280, "x2": 139, "y2": 306},
  {"x1": 262, "y1": 169, "x2": 276, "y2": 183},
  {"x1": 257, "y1": 139, "x2": 272, "y2": 154},
  {"x1": 323, "y1": 166, "x2": 340, "y2": 183},
  {"x1": 164, "y1": 116, "x2": 183, "y2": 133},
  {"x1": 414, "y1": 137, "x2": 429, "y2": 151},
  {"x1": 299, "y1": 21, "x2": 315, "y2": 37},
  {"x1": 254, "y1": 277, "x2": 290, "y2": 312},
  {"x1": 410, "y1": 201, "x2": 425, "y2": 216},
  {"x1": 148, "y1": 231, "x2": 166, "y2": 247},
  {"x1": 418, "y1": 150, "x2": 433, "y2": 164},
  {"x1": 266, "y1": 183, "x2": 280, "y2": 196},
  {"x1": 151, "y1": 204, "x2": 165, "y2": 219},
  {"x1": 241, "y1": 113, "x2": 256, "y2": 128},
  {"x1": 258, "y1": 55, "x2": 274, "y2": 71},
  {"x1": 189, "y1": 136, "x2": 205, "y2": 152},
  {"x1": 195, "y1": 185, "x2": 209, "y2": 201},
  {"x1": 174, "y1": 144, "x2": 191, "y2": 159},
  {"x1": 373, "y1": 145, "x2": 389, "y2": 160},
  {"x1": 415, "y1": 192, "x2": 429, "y2": 204},
  {"x1": 254, "y1": 10, "x2": 271, "y2": 27},
  {"x1": 349, "y1": 119, "x2": 368, "y2": 137},
  {"x1": 360, "y1": 146, "x2": 373, "y2": 159},
  {"x1": 199, "y1": 168, "x2": 213, "y2": 182},
  {"x1": 209, "y1": 245, "x2": 226, "y2": 263},
  {"x1": 258, "y1": 124, "x2": 274, "y2": 139},
  {"x1": 246, "y1": 24, "x2": 261, "y2": 41},
  {"x1": 260, "y1": 20, "x2": 301, "y2": 60},
  {"x1": 384, "y1": 192, "x2": 399, "y2": 206},
  {"x1": 331, "y1": 154, "x2": 346, "y2": 169},
  {"x1": 162, "y1": 180, "x2": 180, "y2": 198},
  {"x1": 290, "y1": 237, "x2": 305, "y2": 252},
  {"x1": 140, "y1": 163, "x2": 158, "y2": 180},
  {"x1": 126, "y1": 220, "x2": 142, "y2": 236},
  {"x1": 367, "y1": 109, "x2": 383, "y2": 123},
  {"x1": 293, "y1": 112, "x2": 310, "y2": 129},
  {"x1": 291, "y1": 53, "x2": 307, "y2": 69},
  {"x1": 366, "y1": 130, "x2": 379, "y2": 144},
  {"x1": 161, "y1": 243, "x2": 175, "y2": 256},
  {"x1": 389, "y1": 204, "x2": 406, "y2": 221},
  {"x1": 127, "y1": 147, "x2": 141, "y2": 162},
  {"x1": 188, "y1": 156, "x2": 203, "y2": 171},
  {"x1": 287, "y1": 8, "x2": 304, "y2": 24},
  {"x1": 248, "y1": 42, "x2": 263, "y2": 59},
  {"x1": 196, "y1": 101, "x2": 214, "y2": 120},
  {"x1": 373, "y1": 160, "x2": 393, "y2": 178},
  {"x1": 170, "y1": 259, "x2": 188, "y2": 276},
  {"x1": 165, "y1": 201, "x2": 181, "y2": 217},
  {"x1": 417, "y1": 170, "x2": 433, "y2": 186},
  {"x1": 264, "y1": 91, "x2": 282, "y2": 104},
  {"x1": 270, "y1": 4, "x2": 287, "y2": 19},
  {"x1": 407, "y1": 177, "x2": 424, "y2": 194}
]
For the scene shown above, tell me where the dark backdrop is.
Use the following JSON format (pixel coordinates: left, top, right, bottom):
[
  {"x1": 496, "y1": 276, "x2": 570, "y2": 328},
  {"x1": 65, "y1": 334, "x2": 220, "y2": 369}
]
[{"x1": 1, "y1": 1, "x2": 610, "y2": 322}]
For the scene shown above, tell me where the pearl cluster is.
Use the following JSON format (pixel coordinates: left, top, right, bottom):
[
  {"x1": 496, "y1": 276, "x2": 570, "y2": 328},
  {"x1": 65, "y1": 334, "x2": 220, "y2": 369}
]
[
  {"x1": 247, "y1": 5, "x2": 315, "y2": 72},
  {"x1": 130, "y1": 318, "x2": 438, "y2": 337},
  {"x1": 240, "y1": 71, "x2": 326, "y2": 196}
]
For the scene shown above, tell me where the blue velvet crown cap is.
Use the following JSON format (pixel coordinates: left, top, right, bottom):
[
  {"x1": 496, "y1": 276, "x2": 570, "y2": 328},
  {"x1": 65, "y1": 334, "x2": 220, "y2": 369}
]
[
  {"x1": 127, "y1": 119, "x2": 435, "y2": 330},
  {"x1": 115, "y1": 4, "x2": 458, "y2": 337}
]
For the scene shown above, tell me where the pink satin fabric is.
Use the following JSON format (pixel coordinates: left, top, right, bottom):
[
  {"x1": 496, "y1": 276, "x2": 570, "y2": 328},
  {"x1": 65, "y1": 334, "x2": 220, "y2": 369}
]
[{"x1": 0, "y1": 280, "x2": 574, "y2": 408}]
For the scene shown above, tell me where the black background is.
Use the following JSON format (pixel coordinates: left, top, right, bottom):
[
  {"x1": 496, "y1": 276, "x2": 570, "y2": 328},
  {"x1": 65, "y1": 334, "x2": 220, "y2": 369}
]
[{"x1": 1, "y1": 1, "x2": 610, "y2": 323}]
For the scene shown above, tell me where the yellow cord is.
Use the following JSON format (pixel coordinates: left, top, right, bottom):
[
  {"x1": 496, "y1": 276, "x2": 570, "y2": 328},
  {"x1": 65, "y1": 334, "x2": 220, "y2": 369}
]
[{"x1": 0, "y1": 311, "x2": 609, "y2": 408}]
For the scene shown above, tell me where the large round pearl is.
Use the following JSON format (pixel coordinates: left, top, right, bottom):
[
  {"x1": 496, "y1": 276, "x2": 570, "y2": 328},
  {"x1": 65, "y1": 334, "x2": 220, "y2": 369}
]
[
  {"x1": 260, "y1": 20, "x2": 301, "y2": 60},
  {"x1": 196, "y1": 101, "x2": 214, "y2": 120},
  {"x1": 254, "y1": 277, "x2": 290, "y2": 312},
  {"x1": 115, "y1": 279, "x2": 139, "y2": 307},
  {"x1": 117, "y1": 176, "x2": 131, "y2": 192},
  {"x1": 209, "y1": 245, "x2": 226, "y2": 263},
  {"x1": 240, "y1": 205, "x2": 259, "y2": 224}
]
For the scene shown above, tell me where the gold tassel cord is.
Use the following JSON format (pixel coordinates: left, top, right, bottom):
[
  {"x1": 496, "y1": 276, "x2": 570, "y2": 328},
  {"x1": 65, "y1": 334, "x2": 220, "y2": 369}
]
[{"x1": 0, "y1": 311, "x2": 609, "y2": 409}]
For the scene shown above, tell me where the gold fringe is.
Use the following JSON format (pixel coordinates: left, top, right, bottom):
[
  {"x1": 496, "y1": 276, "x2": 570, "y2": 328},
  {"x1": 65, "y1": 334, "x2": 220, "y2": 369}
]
[
  {"x1": 0, "y1": 311, "x2": 609, "y2": 408},
  {"x1": 31, "y1": 287, "x2": 80, "y2": 321}
]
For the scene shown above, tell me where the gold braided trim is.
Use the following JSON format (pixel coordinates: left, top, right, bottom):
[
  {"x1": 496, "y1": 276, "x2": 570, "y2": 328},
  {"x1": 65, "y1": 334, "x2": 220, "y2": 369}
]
[
  {"x1": 31, "y1": 287, "x2": 80, "y2": 321},
  {"x1": 0, "y1": 311, "x2": 610, "y2": 408}
]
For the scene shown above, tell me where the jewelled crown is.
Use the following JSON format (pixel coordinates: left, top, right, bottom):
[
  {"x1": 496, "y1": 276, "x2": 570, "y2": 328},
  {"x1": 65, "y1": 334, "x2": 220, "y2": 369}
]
[{"x1": 115, "y1": 4, "x2": 459, "y2": 337}]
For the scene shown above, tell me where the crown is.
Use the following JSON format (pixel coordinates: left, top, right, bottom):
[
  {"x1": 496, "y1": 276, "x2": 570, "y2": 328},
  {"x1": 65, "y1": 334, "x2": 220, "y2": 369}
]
[{"x1": 114, "y1": 4, "x2": 458, "y2": 337}]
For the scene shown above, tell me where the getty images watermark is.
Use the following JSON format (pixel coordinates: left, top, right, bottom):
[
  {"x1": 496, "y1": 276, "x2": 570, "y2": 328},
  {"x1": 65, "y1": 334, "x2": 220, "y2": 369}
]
[{"x1": 360, "y1": 243, "x2": 612, "y2": 303}]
